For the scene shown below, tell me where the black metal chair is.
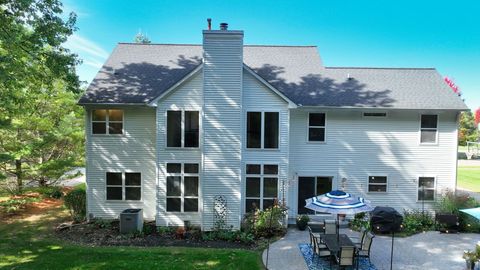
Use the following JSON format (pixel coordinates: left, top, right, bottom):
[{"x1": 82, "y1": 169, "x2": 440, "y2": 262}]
[
  {"x1": 356, "y1": 231, "x2": 375, "y2": 268},
  {"x1": 310, "y1": 229, "x2": 332, "y2": 267},
  {"x1": 350, "y1": 227, "x2": 367, "y2": 249}
]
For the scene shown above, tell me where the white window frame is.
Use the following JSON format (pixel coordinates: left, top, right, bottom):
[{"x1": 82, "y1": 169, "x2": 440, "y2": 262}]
[
  {"x1": 166, "y1": 162, "x2": 200, "y2": 212},
  {"x1": 307, "y1": 112, "x2": 326, "y2": 143},
  {"x1": 105, "y1": 172, "x2": 142, "y2": 201},
  {"x1": 246, "y1": 111, "x2": 280, "y2": 150},
  {"x1": 367, "y1": 175, "x2": 388, "y2": 193},
  {"x1": 419, "y1": 114, "x2": 439, "y2": 145},
  {"x1": 165, "y1": 110, "x2": 200, "y2": 149},
  {"x1": 245, "y1": 163, "x2": 279, "y2": 211},
  {"x1": 417, "y1": 176, "x2": 436, "y2": 202},
  {"x1": 91, "y1": 109, "x2": 124, "y2": 135}
]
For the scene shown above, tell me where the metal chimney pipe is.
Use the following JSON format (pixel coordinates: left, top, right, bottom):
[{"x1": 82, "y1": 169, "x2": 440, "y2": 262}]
[
  {"x1": 207, "y1": 18, "x2": 212, "y2": 30},
  {"x1": 220, "y1": 22, "x2": 228, "y2": 30}
]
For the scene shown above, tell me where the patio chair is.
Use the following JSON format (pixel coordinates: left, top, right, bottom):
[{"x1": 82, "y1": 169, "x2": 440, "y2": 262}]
[
  {"x1": 308, "y1": 226, "x2": 328, "y2": 252},
  {"x1": 324, "y1": 219, "x2": 337, "y2": 235},
  {"x1": 311, "y1": 230, "x2": 332, "y2": 267},
  {"x1": 334, "y1": 246, "x2": 355, "y2": 270},
  {"x1": 356, "y1": 231, "x2": 375, "y2": 268},
  {"x1": 350, "y1": 227, "x2": 367, "y2": 248}
]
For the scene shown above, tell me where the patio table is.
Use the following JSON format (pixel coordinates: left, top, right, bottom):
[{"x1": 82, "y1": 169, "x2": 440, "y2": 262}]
[{"x1": 319, "y1": 233, "x2": 355, "y2": 253}]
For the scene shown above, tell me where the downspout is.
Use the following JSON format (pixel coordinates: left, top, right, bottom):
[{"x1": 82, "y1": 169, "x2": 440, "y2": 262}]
[{"x1": 454, "y1": 111, "x2": 461, "y2": 195}]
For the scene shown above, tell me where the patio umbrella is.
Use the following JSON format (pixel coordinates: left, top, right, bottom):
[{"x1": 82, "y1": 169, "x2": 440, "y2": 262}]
[
  {"x1": 304, "y1": 190, "x2": 374, "y2": 238},
  {"x1": 460, "y1": 207, "x2": 480, "y2": 220}
]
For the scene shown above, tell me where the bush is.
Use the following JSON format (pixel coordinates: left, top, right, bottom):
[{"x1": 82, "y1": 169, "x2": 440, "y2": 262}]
[
  {"x1": 242, "y1": 202, "x2": 288, "y2": 238},
  {"x1": 64, "y1": 188, "x2": 86, "y2": 222},
  {"x1": 37, "y1": 186, "x2": 63, "y2": 199},
  {"x1": 296, "y1": 215, "x2": 309, "y2": 230},
  {"x1": 201, "y1": 229, "x2": 255, "y2": 245},
  {"x1": 401, "y1": 209, "x2": 434, "y2": 235},
  {"x1": 437, "y1": 189, "x2": 480, "y2": 232},
  {"x1": 350, "y1": 212, "x2": 371, "y2": 231}
]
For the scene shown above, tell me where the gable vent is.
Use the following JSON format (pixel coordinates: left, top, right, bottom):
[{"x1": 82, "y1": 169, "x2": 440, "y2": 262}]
[{"x1": 363, "y1": 112, "x2": 387, "y2": 117}]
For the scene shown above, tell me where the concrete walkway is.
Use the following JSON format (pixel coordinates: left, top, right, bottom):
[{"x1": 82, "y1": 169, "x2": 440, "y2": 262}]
[{"x1": 263, "y1": 228, "x2": 480, "y2": 270}]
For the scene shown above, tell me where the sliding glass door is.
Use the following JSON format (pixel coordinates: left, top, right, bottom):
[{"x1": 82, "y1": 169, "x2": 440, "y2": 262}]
[{"x1": 297, "y1": 176, "x2": 332, "y2": 214}]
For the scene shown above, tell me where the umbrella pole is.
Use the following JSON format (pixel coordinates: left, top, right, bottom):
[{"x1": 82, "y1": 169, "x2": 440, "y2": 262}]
[{"x1": 337, "y1": 213, "x2": 339, "y2": 241}]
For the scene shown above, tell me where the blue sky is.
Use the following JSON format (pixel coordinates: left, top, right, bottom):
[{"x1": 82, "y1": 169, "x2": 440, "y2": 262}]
[{"x1": 63, "y1": 0, "x2": 479, "y2": 109}]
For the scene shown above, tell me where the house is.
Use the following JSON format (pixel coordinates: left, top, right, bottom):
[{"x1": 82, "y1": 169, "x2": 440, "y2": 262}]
[{"x1": 78, "y1": 23, "x2": 467, "y2": 230}]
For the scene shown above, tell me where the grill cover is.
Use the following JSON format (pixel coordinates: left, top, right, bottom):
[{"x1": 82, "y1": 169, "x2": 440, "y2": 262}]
[{"x1": 370, "y1": 206, "x2": 403, "y2": 233}]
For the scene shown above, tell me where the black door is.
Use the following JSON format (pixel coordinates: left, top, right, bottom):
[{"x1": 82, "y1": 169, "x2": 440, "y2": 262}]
[{"x1": 298, "y1": 176, "x2": 333, "y2": 215}]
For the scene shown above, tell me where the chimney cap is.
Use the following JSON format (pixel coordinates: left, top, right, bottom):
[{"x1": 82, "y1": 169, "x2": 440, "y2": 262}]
[{"x1": 220, "y1": 22, "x2": 228, "y2": 30}]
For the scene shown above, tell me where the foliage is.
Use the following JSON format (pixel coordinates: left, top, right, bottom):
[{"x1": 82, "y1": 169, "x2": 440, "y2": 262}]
[
  {"x1": 475, "y1": 108, "x2": 480, "y2": 127},
  {"x1": 295, "y1": 214, "x2": 310, "y2": 230},
  {"x1": 401, "y1": 209, "x2": 435, "y2": 235},
  {"x1": 134, "y1": 31, "x2": 151, "y2": 44},
  {"x1": 349, "y1": 212, "x2": 371, "y2": 231},
  {"x1": 201, "y1": 229, "x2": 255, "y2": 245},
  {"x1": 436, "y1": 189, "x2": 480, "y2": 232},
  {"x1": 63, "y1": 187, "x2": 86, "y2": 222},
  {"x1": 157, "y1": 226, "x2": 175, "y2": 235},
  {"x1": 36, "y1": 186, "x2": 63, "y2": 199},
  {"x1": 459, "y1": 111, "x2": 479, "y2": 146},
  {"x1": 242, "y1": 203, "x2": 288, "y2": 238},
  {"x1": 0, "y1": 196, "x2": 41, "y2": 213},
  {"x1": 0, "y1": 0, "x2": 83, "y2": 192},
  {"x1": 93, "y1": 219, "x2": 113, "y2": 229}
]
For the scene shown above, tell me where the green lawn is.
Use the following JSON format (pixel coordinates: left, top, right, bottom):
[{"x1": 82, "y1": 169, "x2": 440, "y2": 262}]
[
  {"x1": 0, "y1": 206, "x2": 263, "y2": 269},
  {"x1": 457, "y1": 166, "x2": 480, "y2": 192}
]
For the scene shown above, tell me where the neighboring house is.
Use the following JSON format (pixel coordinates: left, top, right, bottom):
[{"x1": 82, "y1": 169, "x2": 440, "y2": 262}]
[{"x1": 78, "y1": 24, "x2": 467, "y2": 230}]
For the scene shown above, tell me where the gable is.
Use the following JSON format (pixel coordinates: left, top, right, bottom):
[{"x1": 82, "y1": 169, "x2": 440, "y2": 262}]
[{"x1": 243, "y1": 69, "x2": 289, "y2": 109}]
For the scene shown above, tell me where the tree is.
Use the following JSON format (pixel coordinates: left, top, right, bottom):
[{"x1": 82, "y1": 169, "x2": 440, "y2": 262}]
[
  {"x1": 475, "y1": 108, "x2": 480, "y2": 127},
  {"x1": 0, "y1": 0, "x2": 82, "y2": 192},
  {"x1": 134, "y1": 31, "x2": 151, "y2": 44},
  {"x1": 458, "y1": 111, "x2": 479, "y2": 146}
]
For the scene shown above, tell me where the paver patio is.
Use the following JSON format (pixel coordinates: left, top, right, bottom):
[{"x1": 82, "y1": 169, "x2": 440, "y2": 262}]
[{"x1": 263, "y1": 228, "x2": 480, "y2": 270}]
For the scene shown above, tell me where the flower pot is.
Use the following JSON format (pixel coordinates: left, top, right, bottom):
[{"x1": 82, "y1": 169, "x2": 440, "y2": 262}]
[{"x1": 297, "y1": 222, "x2": 307, "y2": 231}]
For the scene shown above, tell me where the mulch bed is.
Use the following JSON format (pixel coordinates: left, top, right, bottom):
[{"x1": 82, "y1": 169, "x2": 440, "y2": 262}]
[{"x1": 55, "y1": 221, "x2": 257, "y2": 249}]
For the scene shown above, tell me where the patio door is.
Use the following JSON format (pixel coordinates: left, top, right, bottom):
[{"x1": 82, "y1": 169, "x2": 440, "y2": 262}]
[{"x1": 297, "y1": 176, "x2": 332, "y2": 214}]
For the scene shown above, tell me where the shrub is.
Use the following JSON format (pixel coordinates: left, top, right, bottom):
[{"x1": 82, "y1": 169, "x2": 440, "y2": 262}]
[
  {"x1": 242, "y1": 202, "x2": 288, "y2": 238},
  {"x1": 350, "y1": 212, "x2": 371, "y2": 231},
  {"x1": 437, "y1": 189, "x2": 480, "y2": 232},
  {"x1": 37, "y1": 186, "x2": 63, "y2": 199},
  {"x1": 64, "y1": 188, "x2": 86, "y2": 222},
  {"x1": 401, "y1": 209, "x2": 434, "y2": 235}
]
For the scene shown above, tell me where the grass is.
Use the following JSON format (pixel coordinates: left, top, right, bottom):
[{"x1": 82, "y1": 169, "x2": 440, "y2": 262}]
[
  {"x1": 457, "y1": 165, "x2": 480, "y2": 192},
  {"x1": 0, "y1": 204, "x2": 263, "y2": 269}
]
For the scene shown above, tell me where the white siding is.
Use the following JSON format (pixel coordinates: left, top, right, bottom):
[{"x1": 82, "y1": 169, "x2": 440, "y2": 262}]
[
  {"x1": 242, "y1": 71, "x2": 290, "y2": 214},
  {"x1": 288, "y1": 109, "x2": 458, "y2": 219},
  {"x1": 156, "y1": 72, "x2": 203, "y2": 226},
  {"x1": 202, "y1": 31, "x2": 244, "y2": 229},
  {"x1": 85, "y1": 106, "x2": 156, "y2": 220}
]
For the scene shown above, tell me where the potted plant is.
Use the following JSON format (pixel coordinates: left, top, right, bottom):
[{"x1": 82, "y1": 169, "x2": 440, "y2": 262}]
[
  {"x1": 462, "y1": 250, "x2": 477, "y2": 270},
  {"x1": 296, "y1": 215, "x2": 310, "y2": 231}
]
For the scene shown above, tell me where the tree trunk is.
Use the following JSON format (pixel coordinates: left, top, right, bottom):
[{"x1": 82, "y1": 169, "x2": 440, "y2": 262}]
[{"x1": 15, "y1": 159, "x2": 22, "y2": 192}]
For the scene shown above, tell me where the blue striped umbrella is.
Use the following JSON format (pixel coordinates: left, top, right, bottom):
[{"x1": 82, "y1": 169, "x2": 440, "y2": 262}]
[{"x1": 305, "y1": 190, "x2": 374, "y2": 215}]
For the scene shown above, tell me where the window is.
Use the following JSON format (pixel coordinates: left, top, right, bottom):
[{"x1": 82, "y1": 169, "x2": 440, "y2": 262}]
[
  {"x1": 308, "y1": 113, "x2": 326, "y2": 142},
  {"x1": 245, "y1": 164, "x2": 278, "y2": 212},
  {"x1": 368, "y1": 176, "x2": 387, "y2": 192},
  {"x1": 363, "y1": 112, "x2": 387, "y2": 117},
  {"x1": 166, "y1": 163, "x2": 199, "y2": 212},
  {"x1": 167, "y1": 111, "x2": 199, "y2": 148},
  {"x1": 418, "y1": 177, "x2": 435, "y2": 201},
  {"x1": 420, "y1": 115, "x2": 438, "y2": 143},
  {"x1": 106, "y1": 172, "x2": 141, "y2": 201},
  {"x1": 92, "y1": 109, "x2": 123, "y2": 134},
  {"x1": 246, "y1": 112, "x2": 279, "y2": 149},
  {"x1": 297, "y1": 176, "x2": 332, "y2": 214}
]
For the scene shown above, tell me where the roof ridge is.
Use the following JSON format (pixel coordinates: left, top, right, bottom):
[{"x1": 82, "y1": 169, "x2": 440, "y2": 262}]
[
  {"x1": 117, "y1": 42, "x2": 317, "y2": 48},
  {"x1": 325, "y1": 66, "x2": 436, "y2": 70}
]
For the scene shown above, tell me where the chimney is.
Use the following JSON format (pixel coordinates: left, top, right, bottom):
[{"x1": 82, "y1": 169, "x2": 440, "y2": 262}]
[
  {"x1": 207, "y1": 18, "x2": 211, "y2": 30},
  {"x1": 219, "y1": 22, "x2": 228, "y2": 30},
  {"x1": 202, "y1": 22, "x2": 244, "y2": 229}
]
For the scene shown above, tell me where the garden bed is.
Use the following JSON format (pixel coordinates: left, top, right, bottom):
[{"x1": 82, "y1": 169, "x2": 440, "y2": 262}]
[{"x1": 55, "y1": 220, "x2": 260, "y2": 249}]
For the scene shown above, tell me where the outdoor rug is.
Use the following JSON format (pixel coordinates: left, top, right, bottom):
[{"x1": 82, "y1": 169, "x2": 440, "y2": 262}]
[{"x1": 298, "y1": 243, "x2": 378, "y2": 270}]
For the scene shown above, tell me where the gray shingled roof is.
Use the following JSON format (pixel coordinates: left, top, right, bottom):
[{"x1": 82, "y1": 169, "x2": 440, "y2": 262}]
[{"x1": 78, "y1": 43, "x2": 467, "y2": 110}]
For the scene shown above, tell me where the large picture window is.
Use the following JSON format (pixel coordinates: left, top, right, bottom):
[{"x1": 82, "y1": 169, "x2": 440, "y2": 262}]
[
  {"x1": 420, "y1": 114, "x2": 438, "y2": 144},
  {"x1": 308, "y1": 113, "x2": 326, "y2": 142},
  {"x1": 106, "y1": 172, "x2": 141, "y2": 201},
  {"x1": 92, "y1": 109, "x2": 123, "y2": 135},
  {"x1": 368, "y1": 176, "x2": 387, "y2": 192},
  {"x1": 245, "y1": 164, "x2": 278, "y2": 212},
  {"x1": 166, "y1": 163, "x2": 199, "y2": 212},
  {"x1": 246, "y1": 112, "x2": 279, "y2": 149},
  {"x1": 167, "y1": 110, "x2": 199, "y2": 148},
  {"x1": 418, "y1": 177, "x2": 435, "y2": 201}
]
